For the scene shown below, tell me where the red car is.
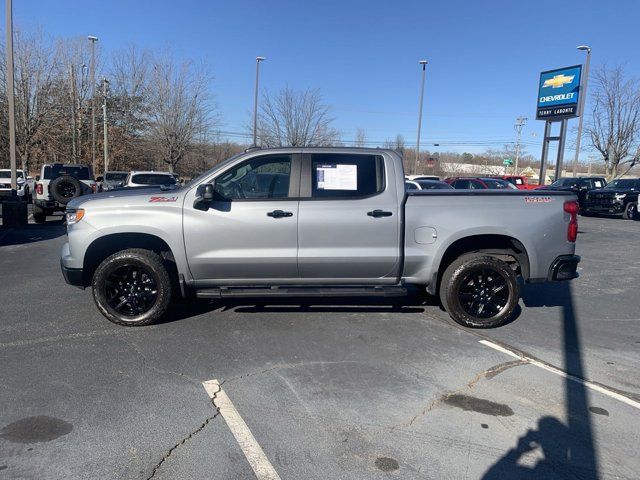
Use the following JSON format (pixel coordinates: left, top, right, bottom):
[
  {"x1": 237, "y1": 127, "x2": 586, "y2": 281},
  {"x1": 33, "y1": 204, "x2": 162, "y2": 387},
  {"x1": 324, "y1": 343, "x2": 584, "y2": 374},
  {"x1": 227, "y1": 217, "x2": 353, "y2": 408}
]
[
  {"x1": 489, "y1": 175, "x2": 538, "y2": 190},
  {"x1": 444, "y1": 177, "x2": 519, "y2": 190}
]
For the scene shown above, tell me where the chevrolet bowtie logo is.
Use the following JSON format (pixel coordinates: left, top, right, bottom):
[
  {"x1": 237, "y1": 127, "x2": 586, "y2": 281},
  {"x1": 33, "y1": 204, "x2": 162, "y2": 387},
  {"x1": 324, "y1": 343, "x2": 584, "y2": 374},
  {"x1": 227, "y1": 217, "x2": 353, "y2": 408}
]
[{"x1": 543, "y1": 74, "x2": 575, "y2": 89}]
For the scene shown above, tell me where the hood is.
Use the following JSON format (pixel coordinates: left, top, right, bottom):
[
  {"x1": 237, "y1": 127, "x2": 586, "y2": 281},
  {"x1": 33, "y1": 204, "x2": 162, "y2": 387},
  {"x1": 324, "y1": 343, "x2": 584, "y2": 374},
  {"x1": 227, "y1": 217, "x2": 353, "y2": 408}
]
[{"x1": 67, "y1": 186, "x2": 185, "y2": 209}]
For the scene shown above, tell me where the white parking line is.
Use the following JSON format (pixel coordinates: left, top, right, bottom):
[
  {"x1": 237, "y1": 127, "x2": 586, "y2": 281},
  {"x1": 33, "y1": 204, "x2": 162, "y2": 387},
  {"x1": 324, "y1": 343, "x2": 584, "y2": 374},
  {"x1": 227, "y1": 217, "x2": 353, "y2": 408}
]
[
  {"x1": 479, "y1": 339, "x2": 640, "y2": 410},
  {"x1": 203, "y1": 379, "x2": 281, "y2": 480}
]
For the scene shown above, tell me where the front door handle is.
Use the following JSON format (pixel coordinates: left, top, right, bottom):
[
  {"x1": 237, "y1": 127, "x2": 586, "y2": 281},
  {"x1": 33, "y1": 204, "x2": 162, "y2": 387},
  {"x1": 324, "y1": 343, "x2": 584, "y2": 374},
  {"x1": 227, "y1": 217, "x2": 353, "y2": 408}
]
[
  {"x1": 367, "y1": 209, "x2": 393, "y2": 218},
  {"x1": 267, "y1": 209, "x2": 293, "y2": 218}
]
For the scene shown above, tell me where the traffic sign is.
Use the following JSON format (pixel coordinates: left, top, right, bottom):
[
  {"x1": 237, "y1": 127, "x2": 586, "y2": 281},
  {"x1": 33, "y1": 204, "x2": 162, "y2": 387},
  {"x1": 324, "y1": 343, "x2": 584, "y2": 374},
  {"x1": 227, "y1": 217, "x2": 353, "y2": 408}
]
[{"x1": 503, "y1": 158, "x2": 513, "y2": 166}]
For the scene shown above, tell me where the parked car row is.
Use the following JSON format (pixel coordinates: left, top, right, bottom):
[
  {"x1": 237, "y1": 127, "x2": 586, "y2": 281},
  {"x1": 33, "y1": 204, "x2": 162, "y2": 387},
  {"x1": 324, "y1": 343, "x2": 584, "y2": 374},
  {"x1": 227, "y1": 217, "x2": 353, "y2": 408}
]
[
  {"x1": 28, "y1": 164, "x2": 178, "y2": 223},
  {"x1": 0, "y1": 169, "x2": 36, "y2": 201}
]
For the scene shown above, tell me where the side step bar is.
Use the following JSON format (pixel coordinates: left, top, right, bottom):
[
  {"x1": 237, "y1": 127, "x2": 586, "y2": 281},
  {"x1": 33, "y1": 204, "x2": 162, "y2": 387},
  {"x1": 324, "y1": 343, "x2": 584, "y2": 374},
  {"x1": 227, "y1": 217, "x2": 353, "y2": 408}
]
[{"x1": 195, "y1": 285, "x2": 408, "y2": 299}]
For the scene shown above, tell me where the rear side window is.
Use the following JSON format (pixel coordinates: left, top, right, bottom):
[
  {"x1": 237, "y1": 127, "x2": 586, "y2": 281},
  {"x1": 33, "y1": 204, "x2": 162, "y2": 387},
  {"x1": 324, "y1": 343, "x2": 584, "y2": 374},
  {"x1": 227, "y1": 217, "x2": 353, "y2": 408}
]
[
  {"x1": 311, "y1": 154, "x2": 384, "y2": 198},
  {"x1": 452, "y1": 180, "x2": 470, "y2": 189},
  {"x1": 44, "y1": 165, "x2": 92, "y2": 180}
]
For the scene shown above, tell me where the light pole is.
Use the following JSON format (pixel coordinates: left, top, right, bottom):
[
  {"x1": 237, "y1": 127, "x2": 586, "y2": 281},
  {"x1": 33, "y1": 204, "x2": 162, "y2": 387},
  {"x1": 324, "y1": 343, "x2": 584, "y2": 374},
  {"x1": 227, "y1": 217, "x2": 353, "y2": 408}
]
[
  {"x1": 514, "y1": 117, "x2": 527, "y2": 175},
  {"x1": 573, "y1": 45, "x2": 591, "y2": 177},
  {"x1": 5, "y1": 0, "x2": 17, "y2": 192},
  {"x1": 252, "y1": 56, "x2": 265, "y2": 147},
  {"x1": 88, "y1": 35, "x2": 98, "y2": 173},
  {"x1": 414, "y1": 60, "x2": 428, "y2": 175},
  {"x1": 102, "y1": 78, "x2": 109, "y2": 172}
]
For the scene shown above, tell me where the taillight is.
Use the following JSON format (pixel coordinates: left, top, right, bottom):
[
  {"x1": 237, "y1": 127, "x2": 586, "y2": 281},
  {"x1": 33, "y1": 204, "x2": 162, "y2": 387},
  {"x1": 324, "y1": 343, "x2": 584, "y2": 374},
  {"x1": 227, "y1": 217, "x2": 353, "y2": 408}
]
[
  {"x1": 564, "y1": 200, "x2": 578, "y2": 242},
  {"x1": 36, "y1": 183, "x2": 43, "y2": 195}
]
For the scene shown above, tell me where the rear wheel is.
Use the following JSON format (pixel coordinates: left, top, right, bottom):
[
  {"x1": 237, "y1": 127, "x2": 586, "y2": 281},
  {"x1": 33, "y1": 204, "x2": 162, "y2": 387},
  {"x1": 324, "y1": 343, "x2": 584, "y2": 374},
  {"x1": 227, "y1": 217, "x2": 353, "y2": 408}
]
[
  {"x1": 440, "y1": 254, "x2": 519, "y2": 328},
  {"x1": 92, "y1": 248, "x2": 172, "y2": 326},
  {"x1": 622, "y1": 202, "x2": 637, "y2": 220},
  {"x1": 32, "y1": 203, "x2": 46, "y2": 224}
]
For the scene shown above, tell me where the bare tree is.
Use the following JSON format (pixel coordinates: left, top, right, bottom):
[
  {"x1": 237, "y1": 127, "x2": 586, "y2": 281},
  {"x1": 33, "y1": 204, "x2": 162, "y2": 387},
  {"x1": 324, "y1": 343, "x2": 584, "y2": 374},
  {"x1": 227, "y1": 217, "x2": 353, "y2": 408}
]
[
  {"x1": 1, "y1": 29, "x2": 57, "y2": 174},
  {"x1": 258, "y1": 86, "x2": 339, "y2": 147},
  {"x1": 585, "y1": 66, "x2": 640, "y2": 179},
  {"x1": 355, "y1": 127, "x2": 366, "y2": 147},
  {"x1": 147, "y1": 54, "x2": 214, "y2": 172}
]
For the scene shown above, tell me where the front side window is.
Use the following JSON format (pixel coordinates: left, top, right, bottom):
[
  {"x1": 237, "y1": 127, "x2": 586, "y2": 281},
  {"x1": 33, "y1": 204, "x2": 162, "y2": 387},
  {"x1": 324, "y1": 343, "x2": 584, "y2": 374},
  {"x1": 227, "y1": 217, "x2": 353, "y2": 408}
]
[
  {"x1": 310, "y1": 154, "x2": 384, "y2": 199},
  {"x1": 453, "y1": 180, "x2": 470, "y2": 189},
  {"x1": 214, "y1": 154, "x2": 291, "y2": 200}
]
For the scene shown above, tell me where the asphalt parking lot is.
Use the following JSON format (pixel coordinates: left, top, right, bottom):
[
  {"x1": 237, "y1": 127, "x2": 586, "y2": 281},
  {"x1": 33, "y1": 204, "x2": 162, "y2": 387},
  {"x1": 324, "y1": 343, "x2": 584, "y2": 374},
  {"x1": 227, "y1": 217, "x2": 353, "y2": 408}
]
[{"x1": 1, "y1": 211, "x2": 639, "y2": 479}]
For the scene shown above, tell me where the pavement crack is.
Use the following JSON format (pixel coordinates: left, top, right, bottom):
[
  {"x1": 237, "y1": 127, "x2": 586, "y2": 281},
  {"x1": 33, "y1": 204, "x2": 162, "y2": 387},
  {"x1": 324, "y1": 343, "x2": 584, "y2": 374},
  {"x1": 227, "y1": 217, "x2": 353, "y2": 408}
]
[
  {"x1": 398, "y1": 360, "x2": 527, "y2": 428},
  {"x1": 222, "y1": 360, "x2": 364, "y2": 383},
  {"x1": 146, "y1": 414, "x2": 219, "y2": 480},
  {"x1": 121, "y1": 337, "x2": 200, "y2": 385}
]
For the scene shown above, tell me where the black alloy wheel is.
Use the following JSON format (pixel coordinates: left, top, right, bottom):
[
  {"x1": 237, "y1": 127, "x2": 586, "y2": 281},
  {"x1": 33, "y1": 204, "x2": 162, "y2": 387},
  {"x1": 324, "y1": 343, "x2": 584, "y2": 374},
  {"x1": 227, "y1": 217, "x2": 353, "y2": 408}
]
[
  {"x1": 457, "y1": 267, "x2": 510, "y2": 319},
  {"x1": 105, "y1": 265, "x2": 158, "y2": 317}
]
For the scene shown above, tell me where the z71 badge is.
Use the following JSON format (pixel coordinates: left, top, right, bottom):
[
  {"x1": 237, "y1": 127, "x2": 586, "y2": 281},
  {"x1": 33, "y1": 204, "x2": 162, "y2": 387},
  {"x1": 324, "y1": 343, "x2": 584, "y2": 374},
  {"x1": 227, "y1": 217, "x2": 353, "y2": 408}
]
[
  {"x1": 149, "y1": 196, "x2": 178, "y2": 203},
  {"x1": 524, "y1": 196, "x2": 552, "y2": 203}
]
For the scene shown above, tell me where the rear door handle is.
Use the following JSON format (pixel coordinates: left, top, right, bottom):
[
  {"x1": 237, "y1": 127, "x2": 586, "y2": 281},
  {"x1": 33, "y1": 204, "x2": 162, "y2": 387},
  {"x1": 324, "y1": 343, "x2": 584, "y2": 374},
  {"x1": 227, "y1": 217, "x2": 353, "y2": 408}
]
[
  {"x1": 367, "y1": 210, "x2": 393, "y2": 218},
  {"x1": 267, "y1": 209, "x2": 293, "y2": 218}
]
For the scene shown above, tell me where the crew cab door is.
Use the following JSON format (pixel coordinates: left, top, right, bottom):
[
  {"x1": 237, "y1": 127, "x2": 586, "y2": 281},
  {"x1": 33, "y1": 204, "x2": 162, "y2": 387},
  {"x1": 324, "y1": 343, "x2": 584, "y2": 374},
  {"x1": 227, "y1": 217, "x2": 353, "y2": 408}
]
[
  {"x1": 183, "y1": 153, "x2": 301, "y2": 285},
  {"x1": 297, "y1": 153, "x2": 401, "y2": 283}
]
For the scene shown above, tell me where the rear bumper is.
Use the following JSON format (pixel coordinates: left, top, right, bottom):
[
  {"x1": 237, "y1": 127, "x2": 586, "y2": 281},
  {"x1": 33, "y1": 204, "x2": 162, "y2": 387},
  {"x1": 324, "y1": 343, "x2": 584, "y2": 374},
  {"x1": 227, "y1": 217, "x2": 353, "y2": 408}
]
[{"x1": 547, "y1": 254, "x2": 580, "y2": 281}]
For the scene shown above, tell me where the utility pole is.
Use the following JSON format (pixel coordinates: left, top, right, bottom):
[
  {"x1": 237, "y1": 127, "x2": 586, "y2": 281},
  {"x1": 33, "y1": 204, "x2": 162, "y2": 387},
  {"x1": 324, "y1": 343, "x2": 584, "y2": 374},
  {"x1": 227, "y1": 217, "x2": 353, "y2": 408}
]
[
  {"x1": 573, "y1": 45, "x2": 592, "y2": 177},
  {"x1": 102, "y1": 78, "x2": 109, "y2": 172},
  {"x1": 5, "y1": 0, "x2": 17, "y2": 192},
  {"x1": 252, "y1": 56, "x2": 265, "y2": 146},
  {"x1": 88, "y1": 35, "x2": 99, "y2": 172},
  {"x1": 513, "y1": 117, "x2": 527, "y2": 175},
  {"x1": 69, "y1": 64, "x2": 77, "y2": 162},
  {"x1": 414, "y1": 60, "x2": 428, "y2": 175}
]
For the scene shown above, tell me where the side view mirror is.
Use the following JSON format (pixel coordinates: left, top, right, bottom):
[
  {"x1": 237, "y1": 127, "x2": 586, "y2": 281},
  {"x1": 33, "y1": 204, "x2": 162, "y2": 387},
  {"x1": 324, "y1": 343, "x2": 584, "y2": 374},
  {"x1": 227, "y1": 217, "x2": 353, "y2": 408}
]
[
  {"x1": 96, "y1": 176, "x2": 104, "y2": 182},
  {"x1": 35, "y1": 175, "x2": 40, "y2": 181},
  {"x1": 194, "y1": 183, "x2": 216, "y2": 211}
]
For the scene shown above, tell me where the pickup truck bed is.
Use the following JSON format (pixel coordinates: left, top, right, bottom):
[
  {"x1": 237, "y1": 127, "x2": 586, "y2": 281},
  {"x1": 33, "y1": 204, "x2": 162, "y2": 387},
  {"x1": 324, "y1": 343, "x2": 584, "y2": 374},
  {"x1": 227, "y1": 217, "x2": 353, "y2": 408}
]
[{"x1": 60, "y1": 147, "x2": 579, "y2": 329}]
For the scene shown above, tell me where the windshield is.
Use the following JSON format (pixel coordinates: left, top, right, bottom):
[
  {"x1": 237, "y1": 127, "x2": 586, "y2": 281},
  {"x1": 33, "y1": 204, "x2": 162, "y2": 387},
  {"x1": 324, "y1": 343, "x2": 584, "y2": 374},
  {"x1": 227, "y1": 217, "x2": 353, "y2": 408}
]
[
  {"x1": 550, "y1": 178, "x2": 577, "y2": 188},
  {"x1": 131, "y1": 173, "x2": 176, "y2": 186},
  {"x1": 184, "y1": 152, "x2": 245, "y2": 188},
  {"x1": 44, "y1": 165, "x2": 92, "y2": 180},
  {"x1": 0, "y1": 170, "x2": 24, "y2": 179},
  {"x1": 481, "y1": 179, "x2": 518, "y2": 189},
  {"x1": 105, "y1": 172, "x2": 129, "y2": 181},
  {"x1": 604, "y1": 179, "x2": 639, "y2": 190}
]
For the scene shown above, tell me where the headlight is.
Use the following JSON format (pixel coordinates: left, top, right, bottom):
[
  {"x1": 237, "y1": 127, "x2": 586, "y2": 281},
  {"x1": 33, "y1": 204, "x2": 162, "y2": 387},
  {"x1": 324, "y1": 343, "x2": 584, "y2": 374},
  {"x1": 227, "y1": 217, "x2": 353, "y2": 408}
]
[
  {"x1": 615, "y1": 193, "x2": 627, "y2": 200},
  {"x1": 66, "y1": 208, "x2": 85, "y2": 225}
]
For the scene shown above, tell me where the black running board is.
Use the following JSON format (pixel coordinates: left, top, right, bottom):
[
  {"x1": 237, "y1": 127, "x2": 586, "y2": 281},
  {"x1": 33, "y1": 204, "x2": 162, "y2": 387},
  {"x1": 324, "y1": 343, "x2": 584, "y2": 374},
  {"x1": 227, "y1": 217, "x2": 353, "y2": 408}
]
[{"x1": 195, "y1": 285, "x2": 408, "y2": 299}]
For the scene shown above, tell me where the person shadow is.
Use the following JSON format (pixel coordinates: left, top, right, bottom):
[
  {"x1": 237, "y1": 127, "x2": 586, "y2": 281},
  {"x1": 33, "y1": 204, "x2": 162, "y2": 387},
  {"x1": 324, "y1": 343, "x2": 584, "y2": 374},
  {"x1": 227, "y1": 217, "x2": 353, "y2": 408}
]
[{"x1": 482, "y1": 281, "x2": 600, "y2": 480}]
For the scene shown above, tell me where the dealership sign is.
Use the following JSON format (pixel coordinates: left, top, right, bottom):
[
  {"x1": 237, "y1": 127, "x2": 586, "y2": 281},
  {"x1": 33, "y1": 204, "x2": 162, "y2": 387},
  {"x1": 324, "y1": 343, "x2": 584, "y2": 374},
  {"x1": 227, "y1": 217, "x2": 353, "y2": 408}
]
[{"x1": 536, "y1": 65, "x2": 582, "y2": 120}]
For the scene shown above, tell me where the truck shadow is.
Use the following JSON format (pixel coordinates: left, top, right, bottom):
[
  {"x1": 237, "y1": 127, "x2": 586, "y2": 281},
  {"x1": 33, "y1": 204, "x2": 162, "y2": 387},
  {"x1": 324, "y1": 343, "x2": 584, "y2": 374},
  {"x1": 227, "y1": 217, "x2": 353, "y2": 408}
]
[
  {"x1": 483, "y1": 282, "x2": 599, "y2": 479},
  {"x1": 0, "y1": 222, "x2": 66, "y2": 247}
]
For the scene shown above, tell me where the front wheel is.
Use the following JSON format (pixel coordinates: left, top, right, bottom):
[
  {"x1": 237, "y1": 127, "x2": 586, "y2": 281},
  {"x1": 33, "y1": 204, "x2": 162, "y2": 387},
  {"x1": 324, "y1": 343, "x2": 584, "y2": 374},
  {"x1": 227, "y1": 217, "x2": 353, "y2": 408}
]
[
  {"x1": 622, "y1": 202, "x2": 637, "y2": 220},
  {"x1": 92, "y1": 248, "x2": 172, "y2": 326},
  {"x1": 440, "y1": 254, "x2": 520, "y2": 328}
]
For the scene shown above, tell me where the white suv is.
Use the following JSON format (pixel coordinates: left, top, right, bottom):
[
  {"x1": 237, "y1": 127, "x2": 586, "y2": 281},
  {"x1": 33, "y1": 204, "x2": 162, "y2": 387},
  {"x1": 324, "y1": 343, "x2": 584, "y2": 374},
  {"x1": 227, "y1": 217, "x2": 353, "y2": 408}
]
[
  {"x1": 0, "y1": 169, "x2": 34, "y2": 201},
  {"x1": 123, "y1": 171, "x2": 177, "y2": 188},
  {"x1": 33, "y1": 164, "x2": 97, "y2": 223}
]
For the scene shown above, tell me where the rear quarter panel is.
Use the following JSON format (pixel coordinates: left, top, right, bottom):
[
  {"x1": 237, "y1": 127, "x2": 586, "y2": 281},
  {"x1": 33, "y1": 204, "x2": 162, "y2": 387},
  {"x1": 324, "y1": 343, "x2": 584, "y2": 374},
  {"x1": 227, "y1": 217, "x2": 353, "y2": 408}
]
[{"x1": 403, "y1": 191, "x2": 576, "y2": 287}]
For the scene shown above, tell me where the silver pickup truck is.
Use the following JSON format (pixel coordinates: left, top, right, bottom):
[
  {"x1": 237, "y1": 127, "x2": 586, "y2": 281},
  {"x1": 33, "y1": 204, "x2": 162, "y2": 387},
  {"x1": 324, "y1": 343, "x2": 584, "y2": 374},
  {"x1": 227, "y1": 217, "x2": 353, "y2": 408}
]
[{"x1": 60, "y1": 147, "x2": 580, "y2": 328}]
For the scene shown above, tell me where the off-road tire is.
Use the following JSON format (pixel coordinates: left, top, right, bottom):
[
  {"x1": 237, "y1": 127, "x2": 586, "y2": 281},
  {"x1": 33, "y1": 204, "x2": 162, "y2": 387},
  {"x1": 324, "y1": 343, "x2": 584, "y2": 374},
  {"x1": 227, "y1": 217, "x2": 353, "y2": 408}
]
[
  {"x1": 92, "y1": 248, "x2": 172, "y2": 326},
  {"x1": 32, "y1": 203, "x2": 47, "y2": 224},
  {"x1": 440, "y1": 254, "x2": 520, "y2": 329},
  {"x1": 50, "y1": 175, "x2": 83, "y2": 205}
]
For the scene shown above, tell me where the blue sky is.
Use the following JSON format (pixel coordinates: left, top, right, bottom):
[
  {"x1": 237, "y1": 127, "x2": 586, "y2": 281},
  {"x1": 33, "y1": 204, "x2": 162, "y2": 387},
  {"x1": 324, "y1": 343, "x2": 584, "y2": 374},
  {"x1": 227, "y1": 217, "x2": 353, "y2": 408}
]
[{"x1": 4, "y1": 0, "x2": 640, "y2": 158}]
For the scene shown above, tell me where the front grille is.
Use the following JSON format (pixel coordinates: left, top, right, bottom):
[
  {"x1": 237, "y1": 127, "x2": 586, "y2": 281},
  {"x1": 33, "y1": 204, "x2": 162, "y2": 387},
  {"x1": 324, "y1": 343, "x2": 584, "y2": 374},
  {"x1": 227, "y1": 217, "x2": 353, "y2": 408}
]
[{"x1": 587, "y1": 195, "x2": 615, "y2": 206}]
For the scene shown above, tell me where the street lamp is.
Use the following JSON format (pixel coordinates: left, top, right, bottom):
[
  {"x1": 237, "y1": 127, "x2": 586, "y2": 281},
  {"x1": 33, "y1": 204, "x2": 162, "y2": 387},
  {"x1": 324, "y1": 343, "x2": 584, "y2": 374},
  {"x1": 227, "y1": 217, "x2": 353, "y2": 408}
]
[
  {"x1": 252, "y1": 56, "x2": 265, "y2": 147},
  {"x1": 414, "y1": 59, "x2": 428, "y2": 175},
  {"x1": 5, "y1": 0, "x2": 17, "y2": 192},
  {"x1": 88, "y1": 35, "x2": 98, "y2": 173},
  {"x1": 573, "y1": 45, "x2": 591, "y2": 177},
  {"x1": 102, "y1": 78, "x2": 109, "y2": 172}
]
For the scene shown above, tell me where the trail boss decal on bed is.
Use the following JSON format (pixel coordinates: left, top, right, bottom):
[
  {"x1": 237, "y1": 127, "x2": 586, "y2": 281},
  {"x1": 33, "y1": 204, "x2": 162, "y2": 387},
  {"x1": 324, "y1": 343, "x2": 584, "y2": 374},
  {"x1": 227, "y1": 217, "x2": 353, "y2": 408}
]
[
  {"x1": 524, "y1": 196, "x2": 552, "y2": 203},
  {"x1": 149, "y1": 196, "x2": 178, "y2": 203}
]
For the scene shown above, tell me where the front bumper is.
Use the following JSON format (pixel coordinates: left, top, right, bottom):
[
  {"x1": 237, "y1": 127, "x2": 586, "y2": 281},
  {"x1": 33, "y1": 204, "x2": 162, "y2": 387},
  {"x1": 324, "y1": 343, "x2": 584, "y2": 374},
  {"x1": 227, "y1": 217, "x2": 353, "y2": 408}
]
[
  {"x1": 60, "y1": 242, "x2": 84, "y2": 288},
  {"x1": 584, "y1": 200, "x2": 624, "y2": 215},
  {"x1": 548, "y1": 254, "x2": 580, "y2": 281}
]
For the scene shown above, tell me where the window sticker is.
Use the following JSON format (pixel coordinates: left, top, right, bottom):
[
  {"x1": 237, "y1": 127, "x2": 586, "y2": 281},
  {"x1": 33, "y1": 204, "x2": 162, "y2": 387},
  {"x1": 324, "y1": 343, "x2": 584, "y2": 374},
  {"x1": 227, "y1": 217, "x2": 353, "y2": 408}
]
[
  {"x1": 316, "y1": 164, "x2": 357, "y2": 190},
  {"x1": 594, "y1": 181, "x2": 603, "y2": 188}
]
